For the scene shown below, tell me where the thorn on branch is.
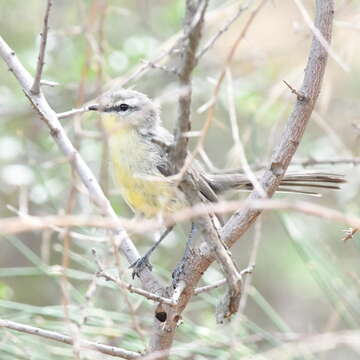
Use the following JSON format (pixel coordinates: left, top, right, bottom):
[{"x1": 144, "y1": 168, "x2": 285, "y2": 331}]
[
  {"x1": 341, "y1": 228, "x2": 358, "y2": 242},
  {"x1": 283, "y1": 80, "x2": 307, "y2": 102}
]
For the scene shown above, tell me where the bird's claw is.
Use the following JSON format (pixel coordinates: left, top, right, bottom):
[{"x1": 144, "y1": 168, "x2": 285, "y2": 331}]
[
  {"x1": 172, "y1": 263, "x2": 185, "y2": 287},
  {"x1": 129, "y1": 256, "x2": 153, "y2": 279}
]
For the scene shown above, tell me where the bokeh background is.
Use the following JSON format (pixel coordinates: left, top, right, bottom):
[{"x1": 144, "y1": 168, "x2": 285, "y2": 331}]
[{"x1": 0, "y1": 0, "x2": 359, "y2": 359}]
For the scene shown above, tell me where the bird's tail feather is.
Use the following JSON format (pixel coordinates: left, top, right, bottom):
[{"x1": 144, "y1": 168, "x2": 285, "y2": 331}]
[{"x1": 204, "y1": 171, "x2": 346, "y2": 196}]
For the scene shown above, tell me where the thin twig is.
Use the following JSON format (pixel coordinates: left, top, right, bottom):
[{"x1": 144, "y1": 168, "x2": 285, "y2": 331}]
[
  {"x1": 175, "y1": 0, "x2": 269, "y2": 186},
  {"x1": 58, "y1": 107, "x2": 89, "y2": 119},
  {"x1": 293, "y1": 0, "x2": 349, "y2": 72},
  {"x1": 241, "y1": 329, "x2": 360, "y2": 360},
  {"x1": 252, "y1": 157, "x2": 360, "y2": 170},
  {"x1": 221, "y1": 0, "x2": 335, "y2": 248},
  {"x1": 0, "y1": 318, "x2": 140, "y2": 359},
  {"x1": 170, "y1": 0, "x2": 209, "y2": 170},
  {"x1": 283, "y1": 80, "x2": 306, "y2": 101},
  {"x1": 341, "y1": 228, "x2": 358, "y2": 242},
  {"x1": 3, "y1": 197, "x2": 360, "y2": 238},
  {"x1": 194, "y1": 265, "x2": 254, "y2": 295},
  {"x1": 196, "y1": 1, "x2": 250, "y2": 59},
  {"x1": 92, "y1": 249, "x2": 177, "y2": 307},
  {"x1": 31, "y1": 0, "x2": 53, "y2": 94}
]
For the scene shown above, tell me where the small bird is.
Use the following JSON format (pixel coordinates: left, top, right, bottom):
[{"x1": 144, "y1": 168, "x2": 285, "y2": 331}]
[{"x1": 89, "y1": 88, "x2": 345, "y2": 276}]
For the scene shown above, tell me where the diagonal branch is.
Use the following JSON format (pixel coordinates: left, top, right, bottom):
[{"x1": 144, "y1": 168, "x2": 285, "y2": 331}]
[
  {"x1": 0, "y1": 318, "x2": 140, "y2": 359},
  {"x1": 31, "y1": 0, "x2": 52, "y2": 94},
  {"x1": 0, "y1": 35, "x2": 163, "y2": 295}
]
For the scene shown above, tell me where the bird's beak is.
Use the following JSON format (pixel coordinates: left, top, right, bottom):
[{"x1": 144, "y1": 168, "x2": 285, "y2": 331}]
[{"x1": 88, "y1": 104, "x2": 100, "y2": 111}]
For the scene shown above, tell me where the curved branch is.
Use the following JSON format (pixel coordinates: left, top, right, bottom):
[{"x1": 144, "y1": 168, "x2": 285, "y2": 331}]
[
  {"x1": 149, "y1": 0, "x2": 335, "y2": 356},
  {"x1": 221, "y1": 0, "x2": 334, "y2": 245}
]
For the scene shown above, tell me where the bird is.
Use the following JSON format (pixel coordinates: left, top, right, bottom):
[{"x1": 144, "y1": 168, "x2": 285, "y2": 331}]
[{"x1": 88, "y1": 88, "x2": 345, "y2": 277}]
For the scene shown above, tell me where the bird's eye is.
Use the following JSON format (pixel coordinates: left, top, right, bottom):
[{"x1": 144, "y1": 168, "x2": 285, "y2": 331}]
[
  {"x1": 104, "y1": 103, "x2": 131, "y2": 113},
  {"x1": 119, "y1": 103, "x2": 129, "y2": 112}
]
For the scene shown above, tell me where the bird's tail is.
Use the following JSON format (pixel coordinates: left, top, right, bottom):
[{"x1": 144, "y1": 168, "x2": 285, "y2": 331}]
[{"x1": 204, "y1": 171, "x2": 346, "y2": 196}]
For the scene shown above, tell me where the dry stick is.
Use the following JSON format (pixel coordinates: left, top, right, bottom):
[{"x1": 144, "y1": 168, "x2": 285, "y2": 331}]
[
  {"x1": 260, "y1": 157, "x2": 360, "y2": 169},
  {"x1": 58, "y1": 107, "x2": 89, "y2": 119},
  {"x1": 2, "y1": 198, "x2": 359, "y2": 239},
  {"x1": 176, "y1": 0, "x2": 269, "y2": 183},
  {"x1": 239, "y1": 219, "x2": 261, "y2": 313},
  {"x1": 31, "y1": 0, "x2": 52, "y2": 94},
  {"x1": 170, "y1": 0, "x2": 209, "y2": 168},
  {"x1": 221, "y1": 0, "x2": 335, "y2": 248},
  {"x1": 241, "y1": 329, "x2": 360, "y2": 360},
  {"x1": 0, "y1": 318, "x2": 140, "y2": 359},
  {"x1": 92, "y1": 249, "x2": 177, "y2": 307},
  {"x1": 172, "y1": 0, "x2": 242, "y2": 326},
  {"x1": 293, "y1": 0, "x2": 349, "y2": 72},
  {"x1": 196, "y1": 0, "x2": 250, "y2": 59},
  {"x1": 117, "y1": 2, "x2": 251, "y2": 88},
  {"x1": 341, "y1": 228, "x2": 358, "y2": 242},
  {"x1": 194, "y1": 265, "x2": 254, "y2": 295},
  {"x1": 0, "y1": 36, "x2": 162, "y2": 295},
  {"x1": 149, "y1": 0, "x2": 335, "y2": 357}
]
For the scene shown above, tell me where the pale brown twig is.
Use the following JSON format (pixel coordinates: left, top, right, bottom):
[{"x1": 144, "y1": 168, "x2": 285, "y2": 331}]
[
  {"x1": 196, "y1": 1, "x2": 250, "y2": 59},
  {"x1": 92, "y1": 249, "x2": 177, "y2": 307},
  {"x1": 194, "y1": 265, "x2": 254, "y2": 295},
  {"x1": 0, "y1": 318, "x2": 140, "y2": 359},
  {"x1": 293, "y1": 0, "x2": 349, "y2": 72},
  {"x1": 58, "y1": 107, "x2": 89, "y2": 119},
  {"x1": 31, "y1": 0, "x2": 53, "y2": 94},
  {"x1": 170, "y1": 0, "x2": 209, "y2": 169},
  {"x1": 3, "y1": 198, "x2": 359, "y2": 238},
  {"x1": 283, "y1": 80, "x2": 306, "y2": 101}
]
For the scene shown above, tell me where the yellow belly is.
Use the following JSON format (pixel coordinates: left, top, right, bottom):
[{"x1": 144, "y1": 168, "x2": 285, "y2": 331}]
[
  {"x1": 115, "y1": 168, "x2": 179, "y2": 217},
  {"x1": 103, "y1": 115, "x2": 183, "y2": 217}
]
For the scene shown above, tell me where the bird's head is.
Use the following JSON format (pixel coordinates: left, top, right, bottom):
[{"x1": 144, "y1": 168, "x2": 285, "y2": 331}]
[{"x1": 88, "y1": 88, "x2": 160, "y2": 132}]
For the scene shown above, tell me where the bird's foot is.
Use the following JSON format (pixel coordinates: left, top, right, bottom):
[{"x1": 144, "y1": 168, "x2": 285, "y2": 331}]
[
  {"x1": 129, "y1": 255, "x2": 153, "y2": 279},
  {"x1": 171, "y1": 263, "x2": 186, "y2": 287}
]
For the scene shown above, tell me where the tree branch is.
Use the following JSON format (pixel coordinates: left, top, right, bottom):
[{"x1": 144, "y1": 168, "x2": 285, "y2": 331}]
[
  {"x1": 1, "y1": 199, "x2": 359, "y2": 239},
  {"x1": 221, "y1": 0, "x2": 335, "y2": 248},
  {"x1": 31, "y1": 0, "x2": 52, "y2": 94},
  {"x1": 93, "y1": 249, "x2": 177, "y2": 307},
  {"x1": 170, "y1": 0, "x2": 209, "y2": 170},
  {"x1": 0, "y1": 318, "x2": 140, "y2": 359}
]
